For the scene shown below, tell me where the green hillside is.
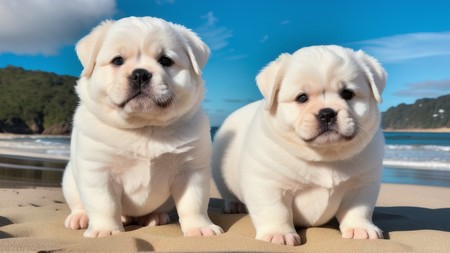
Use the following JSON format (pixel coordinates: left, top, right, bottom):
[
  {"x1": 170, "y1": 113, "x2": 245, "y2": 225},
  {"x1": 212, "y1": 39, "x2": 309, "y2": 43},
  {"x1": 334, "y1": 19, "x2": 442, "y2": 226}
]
[
  {"x1": 0, "y1": 66, "x2": 78, "y2": 134},
  {"x1": 382, "y1": 94, "x2": 450, "y2": 130}
]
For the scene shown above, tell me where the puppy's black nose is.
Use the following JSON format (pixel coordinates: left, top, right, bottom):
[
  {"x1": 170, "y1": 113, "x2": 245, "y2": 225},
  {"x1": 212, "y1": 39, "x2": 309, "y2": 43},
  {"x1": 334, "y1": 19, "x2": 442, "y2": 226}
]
[
  {"x1": 131, "y1": 69, "x2": 152, "y2": 89},
  {"x1": 318, "y1": 108, "x2": 337, "y2": 123}
]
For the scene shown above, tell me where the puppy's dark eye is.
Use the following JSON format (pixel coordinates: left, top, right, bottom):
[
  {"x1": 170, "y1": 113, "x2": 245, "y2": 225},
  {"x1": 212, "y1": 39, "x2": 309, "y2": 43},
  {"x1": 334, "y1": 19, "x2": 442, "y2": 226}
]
[
  {"x1": 111, "y1": 56, "x2": 124, "y2": 66},
  {"x1": 340, "y1": 89, "x2": 355, "y2": 100},
  {"x1": 158, "y1": 56, "x2": 174, "y2": 67},
  {"x1": 296, "y1": 93, "x2": 309, "y2": 103}
]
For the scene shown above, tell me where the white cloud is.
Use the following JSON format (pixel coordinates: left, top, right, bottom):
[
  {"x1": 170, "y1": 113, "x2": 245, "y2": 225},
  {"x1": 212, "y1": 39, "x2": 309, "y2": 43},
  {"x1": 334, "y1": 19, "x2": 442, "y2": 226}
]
[
  {"x1": 351, "y1": 31, "x2": 450, "y2": 63},
  {"x1": 195, "y1": 12, "x2": 233, "y2": 51},
  {"x1": 202, "y1": 11, "x2": 218, "y2": 26},
  {"x1": 155, "y1": 0, "x2": 175, "y2": 5},
  {"x1": 0, "y1": 0, "x2": 116, "y2": 55},
  {"x1": 259, "y1": 35, "x2": 269, "y2": 43},
  {"x1": 280, "y1": 20, "x2": 291, "y2": 25},
  {"x1": 394, "y1": 79, "x2": 450, "y2": 97}
]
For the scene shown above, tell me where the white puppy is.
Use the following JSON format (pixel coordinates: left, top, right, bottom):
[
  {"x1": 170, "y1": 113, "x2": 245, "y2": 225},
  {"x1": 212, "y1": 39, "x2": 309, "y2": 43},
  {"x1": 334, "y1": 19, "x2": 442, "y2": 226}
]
[
  {"x1": 212, "y1": 45, "x2": 386, "y2": 246},
  {"x1": 63, "y1": 16, "x2": 223, "y2": 238}
]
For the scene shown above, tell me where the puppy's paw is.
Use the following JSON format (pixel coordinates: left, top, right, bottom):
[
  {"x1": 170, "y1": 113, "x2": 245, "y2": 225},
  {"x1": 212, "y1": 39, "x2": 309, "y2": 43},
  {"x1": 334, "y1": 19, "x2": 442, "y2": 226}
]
[
  {"x1": 259, "y1": 232, "x2": 301, "y2": 246},
  {"x1": 65, "y1": 210, "x2": 89, "y2": 230},
  {"x1": 137, "y1": 212, "x2": 170, "y2": 226},
  {"x1": 224, "y1": 201, "x2": 247, "y2": 214},
  {"x1": 341, "y1": 225, "x2": 383, "y2": 239},
  {"x1": 83, "y1": 218, "x2": 124, "y2": 238},
  {"x1": 184, "y1": 224, "x2": 224, "y2": 237},
  {"x1": 83, "y1": 229, "x2": 122, "y2": 238}
]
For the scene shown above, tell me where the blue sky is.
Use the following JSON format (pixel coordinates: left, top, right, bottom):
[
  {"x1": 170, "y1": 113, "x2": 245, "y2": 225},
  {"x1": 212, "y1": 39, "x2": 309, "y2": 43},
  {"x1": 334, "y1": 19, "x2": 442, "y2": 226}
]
[{"x1": 1, "y1": 0, "x2": 449, "y2": 126}]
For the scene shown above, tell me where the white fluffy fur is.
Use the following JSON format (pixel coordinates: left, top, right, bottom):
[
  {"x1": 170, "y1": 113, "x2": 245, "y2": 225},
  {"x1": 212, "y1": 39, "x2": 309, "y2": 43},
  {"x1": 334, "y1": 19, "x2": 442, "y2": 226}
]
[
  {"x1": 63, "y1": 16, "x2": 223, "y2": 238},
  {"x1": 212, "y1": 45, "x2": 386, "y2": 246}
]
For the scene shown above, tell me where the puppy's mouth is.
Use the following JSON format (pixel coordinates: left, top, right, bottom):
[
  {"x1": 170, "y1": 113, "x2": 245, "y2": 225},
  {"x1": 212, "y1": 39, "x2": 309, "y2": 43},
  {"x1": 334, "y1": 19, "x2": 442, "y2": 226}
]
[
  {"x1": 118, "y1": 90, "x2": 174, "y2": 109},
  {"x1": 116, "y1": 69, "x2": 175, "y2": 110},
  {"x1": 302, "y1": 128, "x2": 356, "y2": 143},
  {"x1": 118, "y1": 91, "x2": 145, "y2": 108},
  {"x1": 300, "y1": 108, "x2": 357, "y2": 144}
]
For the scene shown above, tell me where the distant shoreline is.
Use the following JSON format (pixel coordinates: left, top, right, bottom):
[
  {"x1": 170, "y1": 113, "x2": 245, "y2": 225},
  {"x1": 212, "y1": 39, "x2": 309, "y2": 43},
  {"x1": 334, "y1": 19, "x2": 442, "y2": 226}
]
[
  {"x1": 383, "y1": 128, "x2": 450, "y2": 133},
  {"x1": 0, "y1": 133, "x2": 70, "y2": 138},
  {"x1": 2, "y1": 128, "x2": 450, "y2": 137},
  {"x1": 0, "y1": 134, "x2": 70, "y2": 161}
]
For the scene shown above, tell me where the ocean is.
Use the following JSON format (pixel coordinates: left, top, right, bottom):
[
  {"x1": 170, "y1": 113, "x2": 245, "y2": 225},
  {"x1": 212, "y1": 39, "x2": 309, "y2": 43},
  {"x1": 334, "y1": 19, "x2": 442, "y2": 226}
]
[{"x1": 0, "y1": 131, "x2": 449, "y2": 187}]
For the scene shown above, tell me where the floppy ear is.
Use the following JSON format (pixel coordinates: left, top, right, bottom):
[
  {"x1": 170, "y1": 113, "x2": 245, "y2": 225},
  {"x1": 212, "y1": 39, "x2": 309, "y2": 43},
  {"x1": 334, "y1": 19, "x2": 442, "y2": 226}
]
[
  {"x1": 256, "y1": 53, "x2": 291, "y2": 110},
  {"x1": 356, "y1": 50, "x2": 387, "y2": 103},
  {"x1": 76, "y1": 20, "x2": 114, "y2": 77},
  {"x1": 174, "y1": 24, "x2": 210, "y2": 75}
]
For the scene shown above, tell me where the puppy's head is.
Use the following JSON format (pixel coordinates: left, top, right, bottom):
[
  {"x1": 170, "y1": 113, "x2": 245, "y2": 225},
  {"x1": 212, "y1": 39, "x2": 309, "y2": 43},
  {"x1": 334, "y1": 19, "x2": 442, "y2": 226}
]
[
  {"x1": 257, "y1": 45, "x2": 386, "y2": 161},
  {"x1": 75, "y1": 17, "x2": 210, "y2": 128}
]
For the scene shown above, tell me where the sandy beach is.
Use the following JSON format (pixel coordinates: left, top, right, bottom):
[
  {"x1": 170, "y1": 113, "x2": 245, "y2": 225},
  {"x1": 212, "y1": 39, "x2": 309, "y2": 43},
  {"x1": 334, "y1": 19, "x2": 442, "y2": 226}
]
[{"x1": 0, "y1": 181, "x2": 449, "y2": 252}]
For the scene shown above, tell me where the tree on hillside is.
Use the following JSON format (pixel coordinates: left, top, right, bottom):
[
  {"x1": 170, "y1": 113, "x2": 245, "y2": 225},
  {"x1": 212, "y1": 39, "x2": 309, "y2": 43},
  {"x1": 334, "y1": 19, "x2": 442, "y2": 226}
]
[
  {"x1": 382, "y1": 94, "x2": 450, "y2": 129},
  {"x1": 0, "y1": 66, "x2": 78, "y2": 134}
]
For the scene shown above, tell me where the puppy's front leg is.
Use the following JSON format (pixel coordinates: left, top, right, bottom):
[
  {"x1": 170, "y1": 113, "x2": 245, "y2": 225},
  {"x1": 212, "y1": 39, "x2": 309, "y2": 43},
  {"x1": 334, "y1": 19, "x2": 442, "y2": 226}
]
[
  {"x1": 172, "y1": 168, "x2": 223, "y2": 236},
  {"x1": 77, "y1": 159, "x2": 124, "y2": 238},
  {"x1": 336, "y1": 180, "x2": 383, "y2": 239},
  {"x1": 244, "y1": 185, "x2": 301, "y2": 246}
]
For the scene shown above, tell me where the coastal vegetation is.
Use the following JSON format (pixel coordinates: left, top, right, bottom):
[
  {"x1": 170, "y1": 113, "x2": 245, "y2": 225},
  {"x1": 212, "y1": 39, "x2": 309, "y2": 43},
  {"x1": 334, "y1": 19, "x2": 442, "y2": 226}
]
[
  {"x1": 382, "y1": 94, "x2": 450, "y2": 130},
  {"x1": 0, "y1": 66, "x2": 449, "y2": 134},
  {"x1": 0, "y1": 66, "x2": 77, "y2": 134}
]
